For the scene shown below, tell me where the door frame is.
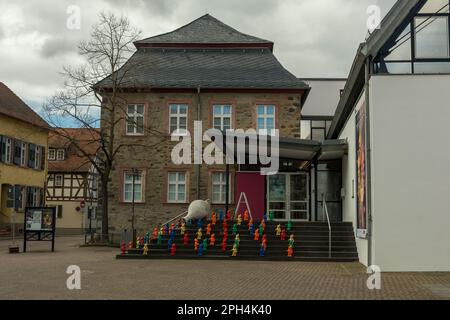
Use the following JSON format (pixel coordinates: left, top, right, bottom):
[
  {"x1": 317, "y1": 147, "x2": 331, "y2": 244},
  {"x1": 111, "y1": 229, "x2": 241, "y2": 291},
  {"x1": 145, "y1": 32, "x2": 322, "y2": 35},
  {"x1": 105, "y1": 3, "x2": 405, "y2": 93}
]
[{"x1": 266, "y1": 172, "x2": 309, "y2": 222}]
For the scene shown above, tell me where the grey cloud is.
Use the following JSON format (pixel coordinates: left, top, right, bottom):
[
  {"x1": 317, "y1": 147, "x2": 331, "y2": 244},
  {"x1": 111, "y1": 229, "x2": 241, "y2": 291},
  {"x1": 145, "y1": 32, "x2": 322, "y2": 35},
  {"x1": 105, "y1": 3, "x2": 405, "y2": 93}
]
[{"x1": 40, "y1": 36, "x2": 78, "y2": 58}]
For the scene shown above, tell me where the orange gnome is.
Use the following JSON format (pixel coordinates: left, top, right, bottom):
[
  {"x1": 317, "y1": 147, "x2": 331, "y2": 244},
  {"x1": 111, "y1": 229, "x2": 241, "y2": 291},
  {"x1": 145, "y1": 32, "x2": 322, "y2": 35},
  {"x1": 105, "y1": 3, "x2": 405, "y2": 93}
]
[
  {"x1": 211, "y1": 212, "x2": 217, "y2": 226},
  {"x1": 206, "y1": 223, "x2": 212, "y2": 236},
  {"x1": 254, "y1": 229, "x2": 260, "y2": 241},
  {"x1": 210, "y1": 234, "x2": 216, "y2": 247},
  {"x1": 243, "y1": 210, "x2": 249, "y2": 223},
  {"x1": 287, "y1": 246, "x2": 294, "y2": 257},
  {"x1": 194, "y1": 238, "x2": 199, "y2": 252}
]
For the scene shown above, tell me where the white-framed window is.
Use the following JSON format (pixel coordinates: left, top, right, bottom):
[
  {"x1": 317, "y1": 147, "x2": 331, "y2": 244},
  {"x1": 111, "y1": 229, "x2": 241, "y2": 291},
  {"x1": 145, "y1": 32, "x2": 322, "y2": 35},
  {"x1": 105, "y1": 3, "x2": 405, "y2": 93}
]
[
  {"x1": 213, "y1": 105, "x2": 232, "y2": 131},
  {"x1": 20, "y1": 142, "x2": 27, "y2": 166},
  {"x1": 167, "y1": 172, "x2": 187, "y2": 203},
  {"x1": 4, "y1": 137, "x2": 12, "y2": 164},
  {"x1": 169, "y1": 104, "x2": 188, "y2": 134},
  {"x1": 55, "y1": 175, "x2": 63, "y2": 187},
  {"x1": 48, "y1": 149, "x2": 56, "y2": 160},
  {"x1": 126, "y1": 104, "x2": 145, "y2": 135},
  {"x1": 211, "y1": 172, "x2": 231, "y2": 204},
  {"x1": 256, "y1": 105, "x2": 276, "y2": 132},
  {"x1": 56, "y1": 149, "x2": 65, "y2": 161},
  {"x1": 34, "y1": 146, "x2": 41, "y2": 169},
  {"x1": 123, "y1": 170, "x2": 143, "y2": 203}
]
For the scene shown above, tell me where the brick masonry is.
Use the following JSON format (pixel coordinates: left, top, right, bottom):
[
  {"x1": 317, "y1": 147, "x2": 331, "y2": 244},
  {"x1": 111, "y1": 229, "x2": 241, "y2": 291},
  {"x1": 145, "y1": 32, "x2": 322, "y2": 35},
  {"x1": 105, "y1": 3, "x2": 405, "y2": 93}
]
[{"x1": 102, "y1": 92, "x2": 302, "y2": 237}]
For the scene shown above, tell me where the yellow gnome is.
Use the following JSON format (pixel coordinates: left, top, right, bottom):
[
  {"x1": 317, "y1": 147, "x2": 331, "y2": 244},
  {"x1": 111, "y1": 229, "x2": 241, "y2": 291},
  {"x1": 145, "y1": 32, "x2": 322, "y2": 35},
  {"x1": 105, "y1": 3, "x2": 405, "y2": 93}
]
[{"x1": 276, "y1": 224, "x2": 282, "y2": 236}]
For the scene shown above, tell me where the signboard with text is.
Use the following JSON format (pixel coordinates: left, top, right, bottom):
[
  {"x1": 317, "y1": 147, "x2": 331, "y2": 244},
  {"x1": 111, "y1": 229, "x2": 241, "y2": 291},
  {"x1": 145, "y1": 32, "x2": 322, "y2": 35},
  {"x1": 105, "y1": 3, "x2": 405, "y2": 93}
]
[{"x1": 24, "y1": 207, "x2": 56, "y2": 252}]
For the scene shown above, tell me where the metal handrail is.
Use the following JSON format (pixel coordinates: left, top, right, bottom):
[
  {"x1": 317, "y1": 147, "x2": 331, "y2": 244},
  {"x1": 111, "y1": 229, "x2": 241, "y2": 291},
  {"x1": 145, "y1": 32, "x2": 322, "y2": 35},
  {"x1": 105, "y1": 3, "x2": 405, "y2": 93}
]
[
  {"x1": 322, "y1": 193, "x2": 332, "y2": 258},
  {"x1": 161, "y1": 211, "x2": 188, "y2": 228}
]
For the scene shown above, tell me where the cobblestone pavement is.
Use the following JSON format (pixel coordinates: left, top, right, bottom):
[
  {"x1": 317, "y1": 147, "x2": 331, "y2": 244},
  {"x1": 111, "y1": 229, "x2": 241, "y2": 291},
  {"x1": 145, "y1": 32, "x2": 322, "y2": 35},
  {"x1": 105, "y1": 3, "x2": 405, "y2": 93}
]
[{"x1": 0, "y1": 236, "x2": 449, "y2": 300}]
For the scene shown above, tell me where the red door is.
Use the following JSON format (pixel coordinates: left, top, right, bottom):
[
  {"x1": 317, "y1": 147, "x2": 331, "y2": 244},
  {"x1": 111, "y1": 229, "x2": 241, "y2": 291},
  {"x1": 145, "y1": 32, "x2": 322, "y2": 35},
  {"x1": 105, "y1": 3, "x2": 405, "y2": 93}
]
[{"x1": 235, "y1": 172, "x2": 265, "y2": 221}]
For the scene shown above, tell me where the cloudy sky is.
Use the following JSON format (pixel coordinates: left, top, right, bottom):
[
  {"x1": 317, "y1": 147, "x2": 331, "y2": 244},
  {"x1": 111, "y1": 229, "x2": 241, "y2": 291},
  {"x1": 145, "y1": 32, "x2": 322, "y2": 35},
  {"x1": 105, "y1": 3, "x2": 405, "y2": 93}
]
[{"x1": 0, "y1": 0, "x2": 396, "y2": 115}]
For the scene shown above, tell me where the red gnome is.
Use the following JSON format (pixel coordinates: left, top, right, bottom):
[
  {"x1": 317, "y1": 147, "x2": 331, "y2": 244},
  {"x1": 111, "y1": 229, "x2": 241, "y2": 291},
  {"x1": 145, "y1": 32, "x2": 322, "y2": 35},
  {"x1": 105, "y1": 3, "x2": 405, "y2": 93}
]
[
  {"x1": 171, "y1": 243, "x2": 177, "y2": 256},
  {"x1": 210, "y1": 234, "x2": 216, "y2": 247},
  {"x1": 281, "y1": 229, "x2": 287, "y2": 241},
  {"x1": 152, "y1": 228, "x2": 158, "y2": 240},
  {"x1": 121, "y1": 241, "x2": 126, "y2": 255},
  {"x1": 221, "y1": 240, "x2": 227, "y2": 252},
  {"x1": 183, "y1": 233, "x2": 189, "y2": 246}
]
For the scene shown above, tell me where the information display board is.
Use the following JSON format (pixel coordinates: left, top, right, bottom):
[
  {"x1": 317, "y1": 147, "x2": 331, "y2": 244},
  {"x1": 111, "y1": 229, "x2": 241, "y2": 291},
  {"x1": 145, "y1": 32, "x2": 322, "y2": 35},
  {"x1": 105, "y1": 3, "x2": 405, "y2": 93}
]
[{"x1": 24, "y1": 207, "x2": 56, "y2": 252}]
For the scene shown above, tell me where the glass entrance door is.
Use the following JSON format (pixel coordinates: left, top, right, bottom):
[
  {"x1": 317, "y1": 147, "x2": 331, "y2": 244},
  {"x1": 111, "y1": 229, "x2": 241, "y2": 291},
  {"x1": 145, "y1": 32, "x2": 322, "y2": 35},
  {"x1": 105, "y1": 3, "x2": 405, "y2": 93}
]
[{"x1": 267, "y1": 173, "x2": 309, "y2": 221}]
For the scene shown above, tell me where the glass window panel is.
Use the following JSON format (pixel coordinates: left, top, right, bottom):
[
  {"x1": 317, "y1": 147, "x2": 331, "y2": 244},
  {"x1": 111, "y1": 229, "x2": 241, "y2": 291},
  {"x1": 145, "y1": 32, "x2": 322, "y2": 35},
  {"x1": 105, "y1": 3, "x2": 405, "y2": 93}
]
[
  {"x1": 257, "y1": 118, "x2": 265, "y2": 129},
  {"x1": 168, "y1": 173, "x2": 177, "y2": 182},
  {"x1": 170, "y1": 105, "x2": 177, "y2": 114},
  {"x1": 223, "y1": 118, "x2": 231, "y2": 126},
  {"x1": 420, "y1": 0, "x2": 449, "y2": 13},
  {"x1": 269, "y1": 175, "x2": 286, "y2": 201},
  {"x1": 291, "y1": 202, "x2": 308, "y2": 211},
  {"x1": 311, "y1": 128, "x2": 325, "y2": 141},
  {"x1": 179, "y1": 117, "x2": 187, "y2": 127},
  {"x1": 272, "y1": 211, "x2": 286, "y2": 220},
  {"x1": 127, "y1": 105, "x2": 135, "y2": 114},
  {"x1": 266, "y1": 106, "x2": 275, "y2": 115},
  {"x1": 179, "y1": 105, "x2": 188, "y2": 114},
  {"x1": 291, "y1": 175, "x2": 307, "y2": 200},
  {"x1": 266, "y1": 118, "x2": 274, "y2": 129},
  {"x1": 136, "y1": 105, "x2": 144, "y2": 114},
  {"x1": 168, "y1": 192, "x2": 176, "y2": 201},
  {"x1": 213, "y1": 105, "x2": 221, "y2": 115},
  {"x1": 291, "y1": 211, "x2": 308, "y2": 220},
  {"x1": 257, "y1": 106, "x2": 265, "y2": 115},
  {"x1": 311, "y1": 120, "x2": 325, "y2": 128},
  {"x1": 269, "y1": 202, "x2": 286, "y2": 210},
  {"x1": 415, "y1": 16, "x2": 449, "y2": 58},
  {"x1": 386, "y1": 25, "x2": 412, "y2": 61},
  {"x1": 178, "y1": 173, "x2": 186, "y2": 182},
  {"x1": 300, "y1": 120, "x2": 311, "y2": 139},
  {"x1": 414, "y1": 61, "x2": 450, "y2": 73},
  {"x1": 223, "y1": 105, "x2": 231, "y2": 114},
  {"x1": 385, "y1": 62, "x2": 413, "y2": 74}
]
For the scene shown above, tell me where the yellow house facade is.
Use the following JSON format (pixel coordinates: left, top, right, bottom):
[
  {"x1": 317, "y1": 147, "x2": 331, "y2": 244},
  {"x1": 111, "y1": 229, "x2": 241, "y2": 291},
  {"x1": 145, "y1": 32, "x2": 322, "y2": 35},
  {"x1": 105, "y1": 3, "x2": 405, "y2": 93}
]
[{"x1": 0, "y1": 82, "x2": 49, "y2": 231}]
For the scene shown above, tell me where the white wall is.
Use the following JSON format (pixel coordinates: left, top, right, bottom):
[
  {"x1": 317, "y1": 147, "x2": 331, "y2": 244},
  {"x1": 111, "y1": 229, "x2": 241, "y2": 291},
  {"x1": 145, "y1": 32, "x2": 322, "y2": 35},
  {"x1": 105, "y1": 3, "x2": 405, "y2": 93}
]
[
  {"x1": 370, "y1": 74, "x2": 450, "y2": 272},
  {"x1": 302, "y1": 79, "x2": 346, "y2": 117},
  {"x1": 338, "y1": 91, "x2": 369, "y2": 266}
]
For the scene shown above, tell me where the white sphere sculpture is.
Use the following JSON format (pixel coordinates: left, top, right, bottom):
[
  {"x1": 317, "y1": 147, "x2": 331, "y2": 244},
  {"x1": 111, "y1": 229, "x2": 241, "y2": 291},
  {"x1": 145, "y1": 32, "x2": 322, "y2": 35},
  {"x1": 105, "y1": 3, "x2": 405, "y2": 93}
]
[{"x1": 184, "y1": 199, "x2": 211, "y2": 221}]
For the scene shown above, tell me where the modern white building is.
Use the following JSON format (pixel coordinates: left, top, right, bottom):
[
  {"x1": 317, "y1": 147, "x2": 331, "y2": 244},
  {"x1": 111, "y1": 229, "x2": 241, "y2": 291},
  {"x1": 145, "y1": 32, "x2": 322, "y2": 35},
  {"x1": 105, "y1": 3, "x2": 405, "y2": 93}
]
[{"x1": 328, "y1": 0, "x2": 450, "y2": 271}]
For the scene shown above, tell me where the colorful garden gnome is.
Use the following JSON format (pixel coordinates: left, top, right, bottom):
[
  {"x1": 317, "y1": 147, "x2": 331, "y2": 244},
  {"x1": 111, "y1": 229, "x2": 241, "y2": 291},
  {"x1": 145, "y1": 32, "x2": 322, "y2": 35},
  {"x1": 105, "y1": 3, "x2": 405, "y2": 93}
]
[
  {"x1": 160, "y1": 226, "x2": 165, "y2": 236},
  {"x1": 221, "y1": 240, "x2": 227, "y2": 252},
  {"x1": 248, "y1": 218, "x2": 253, "y2": 230},
  {"x1": 197, "y1": 228, "x2": 203, "y2": 240},
  {"x1": 276, "y1": 224, "x2": 282, "y2": 236},
  {"x1": 152, "y1": 227, "x2": 158, "y2": 240},
  {"x1": 231, "y1": 244, "x2": 238, "y2": 257},
  {"x1": 136, "y1": 237, "x2": 141, "y2": 249},
  {"x1": 143, "y1": 244, "x2": 149, "y2": 255},
  {"x1": 259, "y1": 224, "x2": 264, "y2": 237},
  {"x1": 170, "y1": 243, "x2": 176, "y2": 256},
  {"x1": 237, "y1": 214, "x2": 242, "y2": 226},
  {"x1": 144, "y1": 232, "x2": 150, "y2": 245},
  {"x1": 287, "y1": 246, "x2": 294, "y2": 257},
  {"x1": 269, "y1": 211, "x2": 274, "y2": 221},
  {"x1": 168, "y1": 237, "x2": 173, "y2": 250},
  {"x1": 259, "y1": 244, "x2": 265, "y2": 257},
  {"x1": 234, "y1": 234, "x2": 240, "y2": 248},
  {"x1": 194, "y1": 238, "x2": 199, "y2": 252},
  {"x1": 157, "y1": 232, "x2": 162, "y2": 245},
  {"x1": 243, "y1": 210, "x2": 249, "y2": 223},
  {"x1": 203, "y1": 238, "x2": 208, "y2": 251},
  {"x1": 222, "y1": 219, "x2": 228, "y2": 230},
  {"x1": 281, "y1": 229, "x2": 286, "y2": 241},
  {"x1": 288, "y1": 235, "x2": 295, "y2": 248},
  {"x1": 287, "y1": 220, "x2": 292, "y2": 232},
  {"x1": 198, "y1": 243, "x2": 204, "y2": 256},
  {"x1": 261, "y1": 220, "x2": 266, "y2": 231},
  {"x1": 121, "y1": 241, "x2": 126, "y2": 255},
  {"x1": 180, "y1": 222, "x2": 186, "y2": 235},
  {"x1": 210, "y1": 234, "x2": 216, "y2": 247},
  {"x1": 128, "y1": 241, "x2": 133, "y2": 249},
  {"x1": 226, "y1": 210, "x2": 232, "y2": 222},
  {"x1": 262, "y1": 237, "x2": 267, "y2": 251},
  {"x1": 165, "y1": 224, "x2": 169, "y2": 235},
  {"x1": 183, "y1": 233, "x2": 189, "y2": 246},
  {"x1": 219, "y1": 210, "x2": 224, "y2": 222},
  {"x1": 197, "y1": 219, "x2": 203, "y2": 230},
  {"x1": 249, "y1": 224, "x2": 255, "y2": 236},
  {"x1": 211, "y1": 212, "x2": 217, "y2": 226},
  {"x1": 232, "y1": 223, "x2": 238, "y2": 235},
  {"x1": 254, "y1": 229, "x2": 260, "y2": 241},
  {"x1": 263, "y1": 213, "x2": 268, "y2": 223},
  {"x1": 206, "y1": 223, "x2": 212, "y2": 236},
  {"x1": 170, "y1": 229, "x2": 175, "y2": 240}
]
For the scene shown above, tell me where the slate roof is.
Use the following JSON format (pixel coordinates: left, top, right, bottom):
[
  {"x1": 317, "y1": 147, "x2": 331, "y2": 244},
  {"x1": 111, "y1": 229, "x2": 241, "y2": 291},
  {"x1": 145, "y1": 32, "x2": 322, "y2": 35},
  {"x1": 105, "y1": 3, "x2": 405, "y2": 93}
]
[
  {"x1": 96, "y1": 14, "x2": 308, "y2": 91},
  {"x1": 48, "y1": 128, "x2": 100, "y2": 173},
  {"x1": 134, "y1": 14, "x2": 273, "y2": 47},
  {"x1": 96, "y1": 48, "x2": 309, "y2": 90},
  {"x1": 0, "y1": 82, "x2": 49, "y2": 129}
]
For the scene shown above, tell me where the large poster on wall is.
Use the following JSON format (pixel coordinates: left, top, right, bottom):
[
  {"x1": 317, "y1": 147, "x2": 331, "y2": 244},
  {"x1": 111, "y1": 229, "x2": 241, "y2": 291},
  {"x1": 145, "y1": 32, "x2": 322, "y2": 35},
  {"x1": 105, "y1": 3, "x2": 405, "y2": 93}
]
[{"x1": 355, "y1": 104, "x2": 368, "y2": 239}]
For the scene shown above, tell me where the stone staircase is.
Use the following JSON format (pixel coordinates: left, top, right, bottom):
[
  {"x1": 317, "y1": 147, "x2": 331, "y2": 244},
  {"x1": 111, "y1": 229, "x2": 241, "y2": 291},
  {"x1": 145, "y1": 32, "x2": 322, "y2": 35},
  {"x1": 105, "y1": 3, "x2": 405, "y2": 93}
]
[{"x1": 117, "y1": 218, "x2": 359, "y2": 262}]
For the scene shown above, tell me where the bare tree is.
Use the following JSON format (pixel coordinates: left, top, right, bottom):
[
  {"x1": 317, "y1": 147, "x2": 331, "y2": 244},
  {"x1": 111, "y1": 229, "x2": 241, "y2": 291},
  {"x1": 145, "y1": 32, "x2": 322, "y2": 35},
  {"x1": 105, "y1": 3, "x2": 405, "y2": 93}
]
[{"x1": 44, "y1": 12, "x2": 166, "y2": 241}]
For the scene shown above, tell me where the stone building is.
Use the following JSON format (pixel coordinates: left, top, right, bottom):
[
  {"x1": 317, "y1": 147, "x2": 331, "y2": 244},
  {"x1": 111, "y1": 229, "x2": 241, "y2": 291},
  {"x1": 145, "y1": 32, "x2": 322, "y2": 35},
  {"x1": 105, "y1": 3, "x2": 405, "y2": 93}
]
[{"x1": 95, "y1": 14, "x2": 310, "y2": 236}]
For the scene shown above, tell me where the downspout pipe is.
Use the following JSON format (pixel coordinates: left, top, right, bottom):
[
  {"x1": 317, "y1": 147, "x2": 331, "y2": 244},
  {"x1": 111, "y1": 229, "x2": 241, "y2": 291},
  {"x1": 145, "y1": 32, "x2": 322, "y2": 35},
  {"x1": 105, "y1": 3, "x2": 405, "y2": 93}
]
[
  {"x1": 196, "y1": 86, "x2": 201, "y2": 200},
  {"x1": 364, "y1": 57, "x2": 374, "y2": 268}
]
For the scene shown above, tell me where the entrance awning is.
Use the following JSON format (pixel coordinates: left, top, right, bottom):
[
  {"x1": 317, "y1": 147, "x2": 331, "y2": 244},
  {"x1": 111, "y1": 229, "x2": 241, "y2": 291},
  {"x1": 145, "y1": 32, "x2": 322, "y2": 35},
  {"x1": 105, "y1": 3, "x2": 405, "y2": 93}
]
[{"x1": 209, "y1": 131, "x2": 348, "y2": 161}]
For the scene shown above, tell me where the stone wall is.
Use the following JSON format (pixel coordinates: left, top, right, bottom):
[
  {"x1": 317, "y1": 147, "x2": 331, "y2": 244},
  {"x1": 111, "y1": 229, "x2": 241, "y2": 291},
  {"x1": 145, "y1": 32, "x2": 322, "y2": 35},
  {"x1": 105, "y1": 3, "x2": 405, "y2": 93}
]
[{"x1": 102, "y1": 92, "x2": 302, "y2": 236}]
